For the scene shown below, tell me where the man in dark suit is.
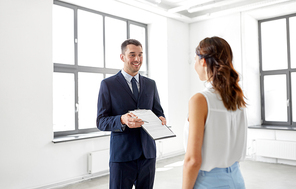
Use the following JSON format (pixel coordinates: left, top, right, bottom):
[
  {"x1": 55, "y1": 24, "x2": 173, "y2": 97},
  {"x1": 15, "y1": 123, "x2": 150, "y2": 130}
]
[{"x1": 97, "y1": 39, "x2": 166, "y2": 189}]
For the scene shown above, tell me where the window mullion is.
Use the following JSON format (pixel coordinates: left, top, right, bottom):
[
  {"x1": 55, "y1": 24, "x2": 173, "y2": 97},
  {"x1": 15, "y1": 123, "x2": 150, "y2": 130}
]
[
  {"x1": 74, "y1": 7, "x2": 79, "y2": 132},
  {"x1": 292, "y1": 71, "x2": 296, "y2": 125},
  {"x1": 287, "y1": 71, "x2": 292, "y2": 125},
  {"x1": 286, "y1": 17, "x2": 291, "y2": 70},
  {"x1": 103, "y1": 15, "x2": 106, "y2": 70},
  {"x1": 286, "y1": 17, "x2": 294, "y2": 126}
]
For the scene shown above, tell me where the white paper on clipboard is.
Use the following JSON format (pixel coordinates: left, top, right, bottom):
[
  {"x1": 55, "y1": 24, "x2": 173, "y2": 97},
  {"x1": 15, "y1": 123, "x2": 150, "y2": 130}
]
[{"x1": 129, "y1": 109, "x2": 176, "y2": 140}]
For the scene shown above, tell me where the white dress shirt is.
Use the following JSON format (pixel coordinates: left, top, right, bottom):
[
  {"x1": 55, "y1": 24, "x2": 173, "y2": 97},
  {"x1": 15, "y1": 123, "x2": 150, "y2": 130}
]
[{"x1": 121, "y1": 70, "x2": 140, "y2": 93}]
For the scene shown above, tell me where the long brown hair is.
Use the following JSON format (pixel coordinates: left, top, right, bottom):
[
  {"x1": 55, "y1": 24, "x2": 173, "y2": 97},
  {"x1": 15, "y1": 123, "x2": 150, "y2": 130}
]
[{"x1": 196, "y1": 36, "x2": 246, "y2": 111}]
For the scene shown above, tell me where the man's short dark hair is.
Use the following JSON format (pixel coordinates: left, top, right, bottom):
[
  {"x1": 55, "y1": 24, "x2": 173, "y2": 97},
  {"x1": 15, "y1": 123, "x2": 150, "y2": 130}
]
[{"x1": 121, "y1": 39, "x2": 142, "y2": 54}]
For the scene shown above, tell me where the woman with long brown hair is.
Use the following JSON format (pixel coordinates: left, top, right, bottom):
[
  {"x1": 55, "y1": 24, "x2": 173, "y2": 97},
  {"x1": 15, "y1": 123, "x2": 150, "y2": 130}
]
[{"x1": 182, "y1": 37, "x2": 247, "y2": 189}]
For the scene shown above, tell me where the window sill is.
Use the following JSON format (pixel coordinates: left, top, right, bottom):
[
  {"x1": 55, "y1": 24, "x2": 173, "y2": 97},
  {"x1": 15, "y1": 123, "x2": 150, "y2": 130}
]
[
  {"x1": 248, "y1": 125, "x2": 296, "y2": 131},
  {"x1": 52, "y1": 131, "x2": 111, "y2": 143}
]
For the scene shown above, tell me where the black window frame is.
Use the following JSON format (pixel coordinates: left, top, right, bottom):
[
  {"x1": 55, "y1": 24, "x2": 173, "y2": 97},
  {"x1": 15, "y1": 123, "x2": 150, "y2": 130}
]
[
  {"x1": 259, "y1": 13, "x2": 296, "y2": 127},
  {"x1": 53, "y1": 0, "x2": 149, "y2": 138}
]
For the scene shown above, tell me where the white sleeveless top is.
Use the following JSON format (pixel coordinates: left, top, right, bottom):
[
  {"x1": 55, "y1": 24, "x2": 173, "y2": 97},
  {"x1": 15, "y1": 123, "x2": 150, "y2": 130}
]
[{"x1": 184, "y1": 82, "x2": 247, "y2": 171}]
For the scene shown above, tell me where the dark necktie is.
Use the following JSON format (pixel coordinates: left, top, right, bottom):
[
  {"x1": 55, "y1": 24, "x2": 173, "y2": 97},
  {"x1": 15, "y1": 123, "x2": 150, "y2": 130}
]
[{"x1": 131, "y1": 77, "x2": 138, "y2": 100}]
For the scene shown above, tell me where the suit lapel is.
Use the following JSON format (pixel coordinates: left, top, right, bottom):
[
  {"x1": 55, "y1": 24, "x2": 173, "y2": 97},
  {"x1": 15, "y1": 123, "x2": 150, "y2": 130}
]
[{"x1": 115, "y1": 71, "x2": 137, "y2": 102}]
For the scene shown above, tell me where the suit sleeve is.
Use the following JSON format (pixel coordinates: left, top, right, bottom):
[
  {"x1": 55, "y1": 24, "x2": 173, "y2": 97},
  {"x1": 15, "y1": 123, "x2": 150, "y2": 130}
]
[
  {"x1": 152, "y1": 81, "x2": 165, "y2": 118},
  {"x1": 96, "y1": 80, "x2": 124, "y2": 132}
]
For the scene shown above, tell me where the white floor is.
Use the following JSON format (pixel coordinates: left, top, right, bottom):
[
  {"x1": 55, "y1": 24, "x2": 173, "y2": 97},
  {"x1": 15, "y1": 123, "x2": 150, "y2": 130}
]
[{"x1": 56, "y1": 154, "x2": 296, "y2": 189}]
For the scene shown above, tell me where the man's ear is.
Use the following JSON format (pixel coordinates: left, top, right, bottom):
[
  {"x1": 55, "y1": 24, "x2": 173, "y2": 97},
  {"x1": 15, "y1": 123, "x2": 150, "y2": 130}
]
[{"x1": 120, "y1": 54, "x2": 125, "y2": 62}]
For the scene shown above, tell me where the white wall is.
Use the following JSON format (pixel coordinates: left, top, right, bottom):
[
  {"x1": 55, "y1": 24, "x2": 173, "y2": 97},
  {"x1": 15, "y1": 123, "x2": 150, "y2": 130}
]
[
  {"x1": 0, "y1": 0, "x2": 188, "y2": 188},
  {"x1": 163, "y1": 18, "x2": 190, "y2": 156},
  {"x1": 0, "y1": 0, "x2": 55, "y2": 188},
  {"x1": 241, "y1": 13, "x2": 261, "y2": 127}
]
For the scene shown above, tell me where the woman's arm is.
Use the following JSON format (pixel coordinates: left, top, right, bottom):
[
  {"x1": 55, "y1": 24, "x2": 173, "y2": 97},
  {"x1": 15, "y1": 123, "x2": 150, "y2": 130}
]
[{"x1": 182, "y1": 93, "x2": 208, "y2": 189}]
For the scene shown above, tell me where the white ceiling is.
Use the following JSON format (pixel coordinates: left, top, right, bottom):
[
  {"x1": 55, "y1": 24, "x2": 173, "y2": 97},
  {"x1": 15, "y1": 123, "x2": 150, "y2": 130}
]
[{"x1": 115, "y1": 0, "x2": 296, "y2": 23}]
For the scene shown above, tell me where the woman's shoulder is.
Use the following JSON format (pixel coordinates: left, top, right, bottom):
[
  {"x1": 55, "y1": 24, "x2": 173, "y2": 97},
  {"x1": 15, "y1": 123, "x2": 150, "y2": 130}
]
[{"x1": 189, "y1": 93, "x2": 207, "y2": 106}]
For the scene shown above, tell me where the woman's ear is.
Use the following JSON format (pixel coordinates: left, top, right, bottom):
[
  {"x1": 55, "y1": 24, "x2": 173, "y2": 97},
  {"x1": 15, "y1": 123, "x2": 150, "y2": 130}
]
[{"x1": 201, "y1": 58, "x2": 207, "y2": 67}]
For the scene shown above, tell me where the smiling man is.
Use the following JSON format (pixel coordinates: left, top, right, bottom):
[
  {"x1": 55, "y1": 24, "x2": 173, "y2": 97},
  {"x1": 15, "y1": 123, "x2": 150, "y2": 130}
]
[{"x1": 96, "y1": 39, "x2": 166, "y2": 189}]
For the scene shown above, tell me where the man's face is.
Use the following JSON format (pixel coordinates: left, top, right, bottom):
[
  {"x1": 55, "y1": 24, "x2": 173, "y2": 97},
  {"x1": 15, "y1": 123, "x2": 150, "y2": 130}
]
[{"x1": 121, "y1": 44, "x2": 143, "y2": 76}]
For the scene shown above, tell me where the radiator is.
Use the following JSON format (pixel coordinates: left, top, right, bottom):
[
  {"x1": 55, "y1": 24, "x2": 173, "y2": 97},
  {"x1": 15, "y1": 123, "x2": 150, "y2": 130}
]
[
  {"x1": 88, "y1": 149, "x2": 110, "y2": 174},
  {"x1": 256, "y1": 139, "x2": 296, "y2": 160}
]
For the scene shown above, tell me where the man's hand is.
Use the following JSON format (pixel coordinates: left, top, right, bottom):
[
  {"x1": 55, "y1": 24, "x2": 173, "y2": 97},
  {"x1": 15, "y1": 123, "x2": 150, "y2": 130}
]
[
  {"x1": 159, "y1": 116, "x2": 166, "y2": 125},
  {"x1": 121, "y1": 113, "x2": 144, "y2": 128}
]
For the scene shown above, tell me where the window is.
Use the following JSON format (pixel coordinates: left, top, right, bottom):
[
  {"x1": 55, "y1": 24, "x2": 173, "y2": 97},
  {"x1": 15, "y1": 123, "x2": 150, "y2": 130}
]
[
  {"x1": 259, "y1": 14, "x2": 296, "y2": 126},
  {"x1": 53, "y1": 1, "x2": 148, "y2": 137}
]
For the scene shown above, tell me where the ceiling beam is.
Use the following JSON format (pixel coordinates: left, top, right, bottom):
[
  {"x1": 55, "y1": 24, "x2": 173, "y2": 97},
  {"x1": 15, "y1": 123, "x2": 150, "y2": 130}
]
[
  {"x1": 187, "y1": 0, "x2": 245, "y2": 13},
  {"x1": 115, "y1": 0, "x2": 192, "y2": 23},
  {"x1": 168, "y1": 0, "x2": 215, "y2": 13}
]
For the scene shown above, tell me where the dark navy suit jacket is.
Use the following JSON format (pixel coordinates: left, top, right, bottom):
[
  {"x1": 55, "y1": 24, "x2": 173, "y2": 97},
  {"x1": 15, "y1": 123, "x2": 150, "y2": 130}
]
[{"x1": 96, "y1": 71, "x2": 165, "y2": 163}]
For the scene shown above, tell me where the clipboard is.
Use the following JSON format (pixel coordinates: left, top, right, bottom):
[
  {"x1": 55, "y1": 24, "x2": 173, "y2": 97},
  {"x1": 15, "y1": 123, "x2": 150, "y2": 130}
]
[{"x1": 129, "y1": 109, "x2": 176, "y2": 140}]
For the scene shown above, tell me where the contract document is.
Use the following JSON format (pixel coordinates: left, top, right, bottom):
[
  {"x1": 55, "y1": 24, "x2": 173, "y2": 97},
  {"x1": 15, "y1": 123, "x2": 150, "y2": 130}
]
[{"x1": 130, "y1": 109, "x2": 176, "y2": 140}]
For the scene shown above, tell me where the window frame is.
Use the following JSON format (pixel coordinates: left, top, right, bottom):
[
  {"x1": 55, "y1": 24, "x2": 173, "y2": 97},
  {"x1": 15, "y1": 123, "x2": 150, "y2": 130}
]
[
  {"x1": 53, "y1": 0, "x2": 149, "y2": 138},
  {"x1": 259, "y1": 13, "x2": 296, "y2": 127}
]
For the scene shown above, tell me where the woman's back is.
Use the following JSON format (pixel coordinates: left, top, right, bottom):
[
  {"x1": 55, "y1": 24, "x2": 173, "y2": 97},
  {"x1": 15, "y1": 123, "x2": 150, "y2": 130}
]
[{"x1": 199, "y1": 83, "x2": 247, "y2": 171}]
